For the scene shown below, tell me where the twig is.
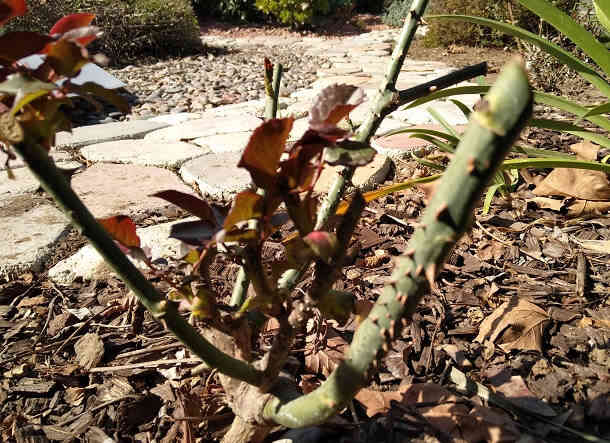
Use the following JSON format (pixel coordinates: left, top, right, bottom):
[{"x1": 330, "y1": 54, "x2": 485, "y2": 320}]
[
  {"x1": 89, "y1": 358, "x2": 201, "y2": 373},
  {"x1": 51, "y1": 305, "x2": 115, "y2": 359},
  {"x1": 449, "y1": 366, "x2": 610, "y2": 443},
  {"x1": 576, "y1": 252, "x2": 587, "y2": 300},
  {"x1": 475, "y1": 220, "x2": 548, "y2": 265},
  {"x1": 50, "y1": 397, "x2": 136, "y2": 428},
  {"x1": 230, "y1": 60, "x2": 283, "y2": 309},
  {"x1": 114, "y1": 342, "x2": 181, "y2": 360}
]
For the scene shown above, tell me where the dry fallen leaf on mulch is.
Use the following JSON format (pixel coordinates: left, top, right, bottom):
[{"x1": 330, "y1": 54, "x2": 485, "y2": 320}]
[
  {"x1": 532, "y1": 142, "x2": 610, "y2": 216},
  {"x1": 74, "y1": 332, "x2": 105, "y2": 370},
  {"x1": 571, "y1": 238, "x2": 610, "y2": 254},
  {"x1": 355, "y1": 383, "x2": 519, "y2": 442},
  {"x1": 304, "y1": 328, "x2": 348, "y2": 377},
  {"x1": 475, "y1": 297, "x2": 550, "y2": 353}
]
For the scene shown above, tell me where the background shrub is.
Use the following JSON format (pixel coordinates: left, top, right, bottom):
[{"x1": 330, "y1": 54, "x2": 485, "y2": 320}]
[
  {"x1": 6, "y1": 0, "x2": 203, "y2": 64},
  {"x1": 419, "y1": 0, "x2": 579, "y2": 48},
  {"x1": 382, "y1": 0, "x2": 414, "y2": 27},
  {"x1": 254, "y1": 0, "x2": 355, "y2": 26}
]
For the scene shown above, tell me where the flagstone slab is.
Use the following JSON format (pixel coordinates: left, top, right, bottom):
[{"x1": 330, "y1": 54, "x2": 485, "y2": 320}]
[
  {"x1": 315, "y1": 154, "x2": 391, "y2": 194},
  {"x1": 179, "y1": 153, "x2": 252, "y2": 201},
  {"x1": 0, "y1": 150, "x2": 73, "y2": 170},
  {"x1": 0, "y1": 168, "x2": 42, "y2": 196},
  {"x1": 192, "y1": 132, "x2": 252, "y2": 154},
  {"x1": 71, "y1": 163, "x2": 196, "y2": 218},
  {"x1": 391, "y1": 101, "x2": 470, "y2": 126},
  {"x1": 144, "y1": 114, "x2": 262, "y2": 143},
  {"x1": 148, "y1": 113, "x2": 202, "y2": 125},
  {"x1": 20, "y1": 55, "x2": 126, "y2": 89},
  {"x1": 311, "y1": 75, "x2": 374, "y2": 92},
  {"x1": 1, "y1": 199, "x2": 69, "y2": 280},
  {"x1": 81, "y1": 140, "x2": 206, "y2": 168},
  {"x1": 49, "y1": 218, "x2": 199, "y2": 284},
  {"x1": 56, "y1": 120, "x2": 169, "y2": 150}
]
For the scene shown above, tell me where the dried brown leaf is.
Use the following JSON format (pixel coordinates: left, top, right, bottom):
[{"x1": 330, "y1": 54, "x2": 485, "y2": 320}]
[
  {"x1": 356, "y1": 384, "x2": 519, "y2": 442},
  {"x1": 533, "y1": 142, "x2": 610, "y2": 201},
  {"x1": 475, "y1": 297, "x2": 550, "y2": 352},
  {"x1": 304, "y1": 329, "x2": 348, "y2": 377}
]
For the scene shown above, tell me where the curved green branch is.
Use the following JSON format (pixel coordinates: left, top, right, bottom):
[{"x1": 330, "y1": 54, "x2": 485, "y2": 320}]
[
  {"x1": 13, "y1": 139, "x2": 264, "y2": 387},
  {"x1": 265, "y1": 59, "x2": 533, "y2": 428}
]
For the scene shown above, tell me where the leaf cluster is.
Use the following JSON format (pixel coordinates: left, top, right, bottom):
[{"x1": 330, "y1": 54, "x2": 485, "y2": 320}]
[{"x1": 0, "y1": 1, "x2": 128, "y2": 166}]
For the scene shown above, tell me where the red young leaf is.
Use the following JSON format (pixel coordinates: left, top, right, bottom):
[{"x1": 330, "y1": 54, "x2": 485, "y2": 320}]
[
  {"x1": 238, "y1": 117, "x2": 293, "y2": 189},
  {"x1": 0, "y1": 0, "x2": 27, "y2": 27},
  {"x1": 303, "y1": 231, "x2": 338, "y2": 264},
  {"x1": 98, "y1": 216, "x2": 141, "y2": 249},
  {"x1": 0, "y1": 32, "x2": 54, "y2": 62},
  {"x1": 151, "y1": 190, "x2": 217, "y2": 226},
  {"x1": 50, "y1": 13, "x2": 97, "y2": 46},
  {"x1": 308, "y1": 84, "x2": 365, "y2": 129},
  {"x1": 50, "y1": 13, "x2": 95, "y2": 34}
]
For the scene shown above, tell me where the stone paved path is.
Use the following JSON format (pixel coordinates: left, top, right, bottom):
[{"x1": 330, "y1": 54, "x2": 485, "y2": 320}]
[{"x1": 2, "y1": 30, "x2": 480, "y2": 282}]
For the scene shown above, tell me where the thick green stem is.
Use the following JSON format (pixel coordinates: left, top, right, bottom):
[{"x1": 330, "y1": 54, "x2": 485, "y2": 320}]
[
  {"x1": 265, "y1": 63, "x2": 283, "y2": 120},
  {"x1": 231, "y1": 62, "x2": 283, "y2": 309},
  {"x1": 264, "y1": 59, "x2": 533, "y2": 427},
  {"x1": 13, "y1": 139, "x2": 264, "y2": 387},
  {"x1": 276, "y1": 0, "x2": 430, "y2": 294},
  {"x1": 314, "y1": 0, "x2": 430, "y2": 231}
]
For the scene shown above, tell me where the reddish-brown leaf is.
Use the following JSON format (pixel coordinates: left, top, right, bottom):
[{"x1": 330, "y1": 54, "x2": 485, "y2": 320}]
[
  {"x1": 223, "y1": 190, "x2": 263, "y2": 231},
  {"x1": 309, "y1": 84, "x2": 365, "y2": 129},
  {"x1": 50, "y1": 13, "x2": 96, "y2": 46},
  {"x1": 151, "y1": 190, "x2": 217, "y2": 226},
  {"x1": 45, "y1": 39, "x2": 89, "y2": 77},
  {"x1": 0, "y1": 32, "x2": 54, "y2": 62},
  {"x1": 0, "y1": 0, "x2": 27, "y2": 27},
  {"x1": 98, "y1": 215, "x2": 141, "y2": 249},
  {"x1": 238, "y1": 117, "x2": 293, "y2": 189}
]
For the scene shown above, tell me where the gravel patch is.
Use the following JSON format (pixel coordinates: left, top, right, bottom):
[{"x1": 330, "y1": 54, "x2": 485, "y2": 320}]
[{"x1": 68, "y1": 44, "x2": 328, "y2": 126}]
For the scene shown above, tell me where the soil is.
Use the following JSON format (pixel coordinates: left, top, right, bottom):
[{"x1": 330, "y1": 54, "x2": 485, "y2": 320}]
[{"x1": 1, "y1": 14, "x2": 609, "y2": 443}]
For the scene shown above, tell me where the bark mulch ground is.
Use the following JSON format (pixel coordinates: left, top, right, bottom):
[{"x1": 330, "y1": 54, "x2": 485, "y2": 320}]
[{"x1": 1, "y1": 17, "x2": 608, "y2": 443}]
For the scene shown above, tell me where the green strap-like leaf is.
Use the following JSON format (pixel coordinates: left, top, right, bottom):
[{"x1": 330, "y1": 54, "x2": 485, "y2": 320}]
[
  {"x1": 516, "y1": 0, "x2": 610, "y2": 77},
  {"x1": 427, "y1": 107, "x2": 459, "y2": 137},
  {"x1": 381, "y1": 127, "x2": 461, "y2": 144},
  {"x1": 594, "y1": 0, "x2": 610, "y2": 34},
  {"x1": 530, "y1": 118, "x2": 610, "y2": 148},
  {"x1": 409, "y1": 134, "x2": 456, "y2": 153},
  {"x1": 405, "y1": 85, "x2": 486, "y2": 109},
  {"x1": 404, "y1": 86, "x2": 610, "y2": 132},
  {"x1": 579, "y1": 102, "x2": 610, "y2": 120},
  {"x1": 428, "y1": 14, "x2": 610, "y2": 98},
  {"x1": 450, "y1": 99, "x2": 472, "y2": 118}
]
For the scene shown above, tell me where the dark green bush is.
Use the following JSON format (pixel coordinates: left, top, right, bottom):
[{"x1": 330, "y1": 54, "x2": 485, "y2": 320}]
[
  {"x1": 6, "y1": 0, "x2": 202, "y2": 63},
  {"x1": 382, "y1": 0, "x2": 414, "y2": 27},
  {"x1": 355, "y1": 0, "x2": 391, "y2": 13},
  {"x1": 193, "y1": 0, "x2": 260, "y2": 22}
]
